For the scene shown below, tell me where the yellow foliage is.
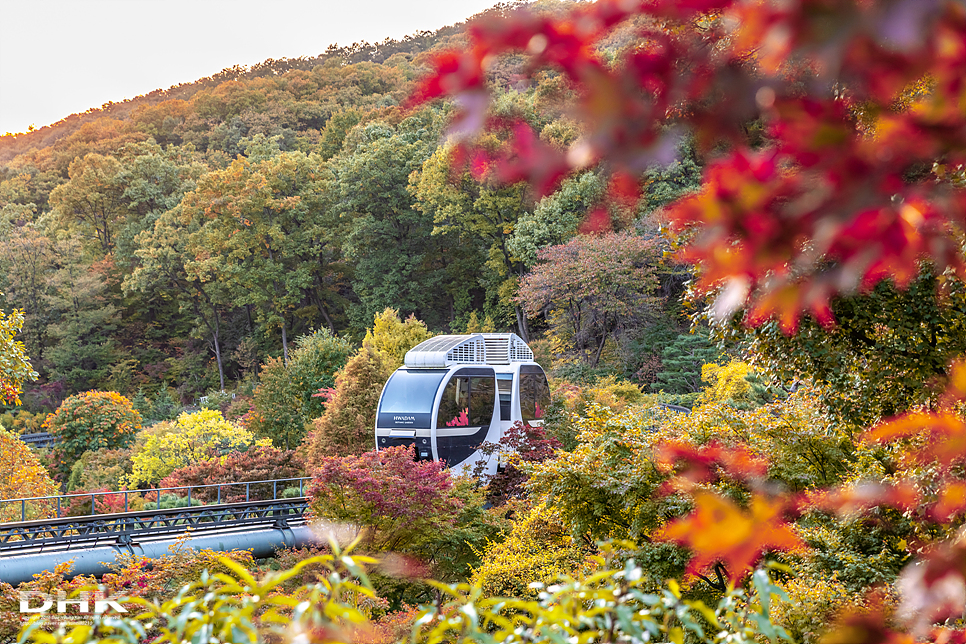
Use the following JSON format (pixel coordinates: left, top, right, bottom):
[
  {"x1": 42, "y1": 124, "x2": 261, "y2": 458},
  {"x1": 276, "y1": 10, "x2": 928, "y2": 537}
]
[
  {"x1": 127, "y1": 409, "x2": 266, "y2": 487},
  {"x1": 363, "y1": 307, "x2": 434, "y2": 369},
  {"x1": 698, "y1": 360, "x2": 753, "y2": 405},
  {"x1": 465, "y1": 311, "x2": 496, "y2": 333},
  {"x1": 557, "y1": 375, "x2": 644, "y2": 415},
  {"x1": 470, "y1": 501, "x2": 586, "y2": 598},
  {"x1": 769, "y1": 575, "x2": 871, "y2": 644},
  {"x1": 660, "y1": 389, "x2": 862, "y2": 490},
  {"x1": 0, "y1": 426, "x2": 59, "y2": 521}
]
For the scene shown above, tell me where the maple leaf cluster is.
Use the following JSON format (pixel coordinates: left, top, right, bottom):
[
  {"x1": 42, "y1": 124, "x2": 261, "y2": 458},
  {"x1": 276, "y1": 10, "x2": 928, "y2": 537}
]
[{"x1": 411, "y1": 0, "x2": 966, "y2": 331}]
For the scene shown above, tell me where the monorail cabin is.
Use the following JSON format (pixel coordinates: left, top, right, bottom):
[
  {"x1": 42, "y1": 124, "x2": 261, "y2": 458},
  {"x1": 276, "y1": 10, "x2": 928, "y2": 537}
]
[{"x1": 374, "y1": 333, "x2": 550, "y2": 476}]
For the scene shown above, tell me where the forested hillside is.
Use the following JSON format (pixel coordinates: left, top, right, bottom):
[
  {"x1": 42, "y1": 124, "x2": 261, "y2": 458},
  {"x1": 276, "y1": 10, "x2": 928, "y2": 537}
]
[{"x1": 0, "y1": 0, "x2": 702, "y2": 411}]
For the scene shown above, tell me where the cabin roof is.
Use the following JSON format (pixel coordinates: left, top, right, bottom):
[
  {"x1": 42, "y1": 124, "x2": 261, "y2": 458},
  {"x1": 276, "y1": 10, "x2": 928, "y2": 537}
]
[{"x1": 404, "y1": 333, "x2": 534, "y2": 369}]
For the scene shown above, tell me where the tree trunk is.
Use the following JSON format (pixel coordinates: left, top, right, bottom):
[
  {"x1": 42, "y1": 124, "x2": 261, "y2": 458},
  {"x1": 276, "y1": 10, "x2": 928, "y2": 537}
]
[
  {"x1": 515, "y1": 305, "x2": 530, "y2": 343},
  {"x1": 213, "y1": 310, "x2": 225, "y2": 390},
  {"x1": 281, "y1": 317, "x2": 290, "y2": 367},
  {"x1": 592, "y1": 332, "x2": 608, "y2": 367}
]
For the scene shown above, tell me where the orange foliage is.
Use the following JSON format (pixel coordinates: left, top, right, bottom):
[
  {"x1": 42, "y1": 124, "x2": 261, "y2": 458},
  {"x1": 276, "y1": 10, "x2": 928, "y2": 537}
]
[
  {"x1": 656, "y1": 491, "x2": 805, "y2": 583},
  {"x1": 0, "y1": 427, "x2": 58, "y2": 521}
]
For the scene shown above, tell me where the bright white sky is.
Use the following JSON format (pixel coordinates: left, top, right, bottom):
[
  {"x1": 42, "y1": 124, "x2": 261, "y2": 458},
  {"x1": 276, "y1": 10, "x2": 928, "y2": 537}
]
[{"x1": 0, "y1": 0, "x2": 501, "y2": 135}]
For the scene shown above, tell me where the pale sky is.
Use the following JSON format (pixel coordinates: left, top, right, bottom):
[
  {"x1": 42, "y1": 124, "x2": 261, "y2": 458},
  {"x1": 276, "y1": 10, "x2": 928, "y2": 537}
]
[{"x1": 0, "y1": 0, "x2": 502, "y2": 135}]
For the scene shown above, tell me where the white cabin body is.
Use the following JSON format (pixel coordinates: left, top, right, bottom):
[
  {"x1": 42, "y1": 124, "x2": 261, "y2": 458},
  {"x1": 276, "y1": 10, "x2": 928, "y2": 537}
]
[{"x1": 374, "y1": 333, "x2": 550, "y2": 476}]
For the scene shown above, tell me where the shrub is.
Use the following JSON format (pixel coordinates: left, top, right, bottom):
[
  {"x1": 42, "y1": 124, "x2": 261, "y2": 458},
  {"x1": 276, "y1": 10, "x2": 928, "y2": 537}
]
[
  {"x1": 64, "y1": 488, "x2": 146, "y2": 516},
  {"x1": 770, "y1": 574, "x2": 869, "y2": 644},
  {"x1": 43, "y1": 390, "x2": 141, "y2": 480},
  {"x1": 556, "y1": 374, "x2": 644, "y2": 416},
  {"x1": 66, "y1": 447, "x2": 133, "y2": 492},
  {"x1": 224, "y1": 394, "x2": 253, "y2": 422},
  {"x1": 308, "y1": 445, "x2": 463, "y2": 551},
  {"x1": 363, "y1": 307, "x2": 434, "y2": 368},
  {"x1": 470, "y1": 501, "x2": 585, "y2": 599},
  {"x1": 150, "y1": 388, "x2": 181, "y2": 421},
  {"x1": 306, "y1": 342, "x2": 394, "y2": 463},
  {"x1": 0, "y1": 410, "x2": 45, "y2": 434},
  {"x1": 127, "y1": 409, "x2": 264, "y2": 487},
  {"x1": 472, "y1": 421, "x2": 562, "y2": 506},
  {"x1": 0, "y1": 427, "x2": 59, "y2": 521},
  {"x1": 250, "y1": 329, "x2": 354, "y2": 449},
  {"x1": 100, "y1": 533, "x2": 255, "y2": 598},
  {"x1": 199, "y1": 388, "x2": 233, "y2": 411},
  {"x1": 160, "y1": 445, "x2": 305, "y2": 503}
]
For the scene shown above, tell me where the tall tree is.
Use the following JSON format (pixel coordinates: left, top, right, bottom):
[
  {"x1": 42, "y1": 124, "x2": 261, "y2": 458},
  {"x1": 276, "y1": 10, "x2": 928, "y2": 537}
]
[
  {"x1": 42, "y1": 237, "x2": 120, "y2": 392},
  {"x1": 180, "y1": 150, "x2": 335, "y2": 364},
  {"x1": 517, "y1": 231, "x2": 662, "y2": 366},
  {"x1": 48, "y1": 153, "x2": 127, "y2": 256},
  {"x1": 328, "y1": 115, "x2": 465, "y2": 331},
  {"x1": 124, "y1": 207, "x2": 231, "y2": 390},
  {"x1": 411, "y1": 144, "x2": 533, "y2": 338}
]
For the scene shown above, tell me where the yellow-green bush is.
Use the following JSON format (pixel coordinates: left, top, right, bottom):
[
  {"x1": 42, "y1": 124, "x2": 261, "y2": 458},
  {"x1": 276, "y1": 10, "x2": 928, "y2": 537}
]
[
  {"x1": 770, "y1": 574, "x2": 869, "y2": 644},
  {"x1": 0, "y1": 410, "x2": 45, "y2": 434},
  {"x1": 127, "y1": 409, "x2": 267, "y2": 487},
  {"x1": 697, "y1": 360, "x2": 754, "y2": 405},
  {"x1": 363, "y1": 307, "x2": 434, "y2": 369},
  {"x1": 556, "y1": 375, "x2": 644, "y2": 415},
  {"x1": 470, "y1": 501, "x2": 586, "y2": 598}
]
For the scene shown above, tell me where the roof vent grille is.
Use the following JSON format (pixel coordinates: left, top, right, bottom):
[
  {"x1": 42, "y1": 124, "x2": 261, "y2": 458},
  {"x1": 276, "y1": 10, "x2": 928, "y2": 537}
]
[{"x1": 404, "y1": 333, "x2": 535, "y2": 368}]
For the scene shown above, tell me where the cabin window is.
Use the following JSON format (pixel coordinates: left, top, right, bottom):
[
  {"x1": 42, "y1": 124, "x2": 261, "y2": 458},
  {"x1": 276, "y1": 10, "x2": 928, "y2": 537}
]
[
  {"x1": 379, "y1": 370, "x2": 446, "y2": 413},
  {"x1": 437, "y1": 375, "x2": 495, "y2": 428},
  {"x1": 470, "y1": 377, "x2": 495, "y2": 426},
  {"x1": 496, "y1": 374, "x2": 513, "y2": 420},
  {"x1": 520, "y1": 369, "x2": 551, "y2": 421}
]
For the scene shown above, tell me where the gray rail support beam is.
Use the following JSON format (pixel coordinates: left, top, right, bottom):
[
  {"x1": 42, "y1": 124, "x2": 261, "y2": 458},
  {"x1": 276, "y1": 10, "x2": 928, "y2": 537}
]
[{"x1": 0, "y1": 524, "x2": 317, "y2": 586}]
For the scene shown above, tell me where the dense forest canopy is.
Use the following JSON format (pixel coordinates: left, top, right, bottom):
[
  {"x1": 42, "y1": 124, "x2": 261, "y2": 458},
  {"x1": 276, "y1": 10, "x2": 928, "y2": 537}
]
[{"x1": 0, "y1": 0, "x2": 700, "y2": 411}]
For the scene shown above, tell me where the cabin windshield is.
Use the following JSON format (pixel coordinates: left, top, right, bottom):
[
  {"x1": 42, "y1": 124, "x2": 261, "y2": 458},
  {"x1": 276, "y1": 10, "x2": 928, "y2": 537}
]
[{"x1": 379, "y1": 370, "x2": 447, "y2": 414}]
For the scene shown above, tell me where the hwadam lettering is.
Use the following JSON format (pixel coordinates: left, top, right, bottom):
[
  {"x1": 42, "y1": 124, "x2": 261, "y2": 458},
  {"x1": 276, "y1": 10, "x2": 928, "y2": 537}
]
[{"x1": 19, "y1": 590, "x2": 128, "y2": 615}]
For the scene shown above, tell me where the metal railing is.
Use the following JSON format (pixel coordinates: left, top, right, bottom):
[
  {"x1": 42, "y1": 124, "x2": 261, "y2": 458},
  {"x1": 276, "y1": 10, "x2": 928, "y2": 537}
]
[
  {"x1": 0, "y1": 477, "x2": 312, "y2": 524},
  {"x1": 0, "y1": 498, "x2": 310, "y2": 554},
  {"x1": 18, "y1": 432, "x2": 56, "y2": 448}
]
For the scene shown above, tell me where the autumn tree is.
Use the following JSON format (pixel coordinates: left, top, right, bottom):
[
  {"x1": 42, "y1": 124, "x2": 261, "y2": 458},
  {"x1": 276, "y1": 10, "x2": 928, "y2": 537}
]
[
  {"x1": 719, "y1": 271, "x2": 966, "y2": 425},
  {"x1": 127, "y1": 408, "x2": 263, "y2": 487},
  {"x1": 306, "y1": 342, "x2": 393, "y2": 461},
  {"x1": 44, "y1": 390, "x2": 141, "y2": 479},
  {"x1": 308, "y1": 445, "x2": 463, "y2": 552},
  {"x1": 0, "y1": 426, "x2": 58, "y2": 521},
  {"x1": 48, "y1": 153, "x2": 127, "y2": 256},
  {"x1": 124, "y1": 206, "x2": 231, "y2": 389},
  {"x1": 362, "y1": 307, "x2": 434, "y2": 369},
  {"x1": 411, "y1": 143, "x2": 534, "y2": 338},
  {"x1": 42, "y1": 237, "x2": 120, "y2": 392},
  {"x1": 249, "y1": 329, "x2": 353, "y2": 449},
  {"x1": 326, "y1": 115, "x2": 468, "y2": 331},
  {"x1": 517, "y1": 231, "x2": 662, "y2": 366},
  {"x1": 159, "y1": 445, "x2": 305, "y2": 502},
  {"x1": 180, "y1": 147, "x2": 337, "y2": 363},
  {"x1": 0, "y1": 219, "x2": 54, "y2": 361},
  {"x1": 0, "y1": 294, "x2": 37, "y2": 406}
]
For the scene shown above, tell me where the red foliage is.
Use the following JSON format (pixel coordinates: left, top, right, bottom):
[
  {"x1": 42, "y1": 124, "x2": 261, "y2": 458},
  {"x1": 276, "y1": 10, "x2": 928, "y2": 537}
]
[
  {"x1": 307, "y1": 446, "x2": 462, "y2": 551},
  {"x1": 656, "y1": 491, "x2": 805, "y2": 584},
  {"x1": 472, "y1": 421, "x2": 561, "y2": 506},
  {"x1": 411, "y1": 0, "x2": 966, "y2": 330},
  {"x1": 159, "y1": 446, "x2": 305, "y2": 503},
  {"x1": 64, "y1": 488, "x2": 131, "y2": 517},
  {"x1": 654, "y1": 440, "x2": 769, "y2": 490},
  {"x1": 410, "y1": 1, "x2": 966, "y2": 638}
]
